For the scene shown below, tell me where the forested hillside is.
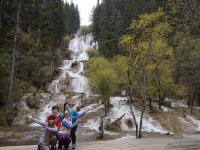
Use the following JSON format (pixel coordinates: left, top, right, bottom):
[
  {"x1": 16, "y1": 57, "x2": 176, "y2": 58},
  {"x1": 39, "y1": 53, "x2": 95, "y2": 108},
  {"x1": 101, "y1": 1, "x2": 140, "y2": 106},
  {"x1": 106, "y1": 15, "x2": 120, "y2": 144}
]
[{"x1": 0, "y1": 0, "x2": 80, "y2": 115}]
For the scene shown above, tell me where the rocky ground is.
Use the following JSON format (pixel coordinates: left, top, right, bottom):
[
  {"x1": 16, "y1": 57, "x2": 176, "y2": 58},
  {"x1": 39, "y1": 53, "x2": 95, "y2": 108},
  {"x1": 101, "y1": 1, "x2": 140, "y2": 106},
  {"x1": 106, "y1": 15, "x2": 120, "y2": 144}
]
[
  {"x1": 132, "y1": 97, "x2": 200, "y2": 135},
  {"x1": 0, "y1": 134, "x2": 200, "y2": 150}
]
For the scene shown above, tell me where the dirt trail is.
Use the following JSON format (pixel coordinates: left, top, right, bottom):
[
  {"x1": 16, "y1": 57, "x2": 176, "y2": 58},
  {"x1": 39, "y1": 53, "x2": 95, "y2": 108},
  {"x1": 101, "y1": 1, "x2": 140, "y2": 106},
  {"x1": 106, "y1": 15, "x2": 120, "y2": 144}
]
[{"x1": 0, "y1": 135, "x2": 200, "y2": 150}]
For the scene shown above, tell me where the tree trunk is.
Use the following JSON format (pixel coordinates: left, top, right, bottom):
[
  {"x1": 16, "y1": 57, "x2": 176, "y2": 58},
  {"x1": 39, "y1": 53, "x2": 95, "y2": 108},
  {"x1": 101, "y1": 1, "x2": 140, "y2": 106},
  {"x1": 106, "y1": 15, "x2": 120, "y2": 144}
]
[
  {"x1": 139, "y1": 69, "x2": 147, "y2": 138},
  {"x1": 157, "y1": 73, "x2": 162, "y2": 110},
  {"x1": 7, "y1": 0, "x2": 21, "y2": 126},
  {"x1": 50, "y1": 59, "x2": 54, "y2": 80},
  {"x1": 127, "y1": 70, "x2": 139, "y2": 138},
  {"x1": 190, "y1": 94, "x2": 195, "y2": 115},
  {"x1": 155, "y1": 68, "x2": 162, "y2": 110},
  {"x1": 187, "y1": 89, "x2": 191, "y2": 108},
  {"x1": 99, "y1": 115, "x2": 104, "y2": 138},
  {"x1": 158, "y1": 91, "x2": 162, "y2": 110},
  {"x1": 148, "y1": 97, "x2": 153, "y2": 113},
  {"x1": 102, "y1": 96, "x2": 110, "y2": 116},
  {"x1": 197, "y1": 94, "x2": 200, "y2": 106},
  {"x1": 138, "y1": 104, "x2": 145, "y2": 138},
  {"x1": 128, "y1": 94, "x2": 139, "y2": 138}
]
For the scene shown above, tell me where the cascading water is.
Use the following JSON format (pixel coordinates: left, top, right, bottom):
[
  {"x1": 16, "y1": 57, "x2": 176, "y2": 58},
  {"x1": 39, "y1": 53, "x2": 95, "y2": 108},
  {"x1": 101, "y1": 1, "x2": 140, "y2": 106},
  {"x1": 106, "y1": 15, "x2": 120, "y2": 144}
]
[
  {"x1": 47, "y1": 33, "x2": 94, "y2": 94},
  {"x1": 84, "y1": 97, "x2": 169, "y2": 134}
]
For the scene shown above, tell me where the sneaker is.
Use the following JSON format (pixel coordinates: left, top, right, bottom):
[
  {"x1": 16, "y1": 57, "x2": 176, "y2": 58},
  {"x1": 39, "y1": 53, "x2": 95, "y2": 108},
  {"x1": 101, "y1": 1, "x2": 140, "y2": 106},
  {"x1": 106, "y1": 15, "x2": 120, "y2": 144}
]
[{"x1": 72, "y1": 144, "x2": 76, "y2": 149}]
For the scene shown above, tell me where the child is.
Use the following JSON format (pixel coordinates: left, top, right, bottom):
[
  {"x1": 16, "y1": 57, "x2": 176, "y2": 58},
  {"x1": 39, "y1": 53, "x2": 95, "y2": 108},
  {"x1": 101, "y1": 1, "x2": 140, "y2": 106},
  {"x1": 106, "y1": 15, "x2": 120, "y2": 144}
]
[
  {"x1": 44, "y1": 106, "x2": 61, "y2": 149},
  {"x1": 45, "y1": 106, "x2": 61, "y2": 128}
]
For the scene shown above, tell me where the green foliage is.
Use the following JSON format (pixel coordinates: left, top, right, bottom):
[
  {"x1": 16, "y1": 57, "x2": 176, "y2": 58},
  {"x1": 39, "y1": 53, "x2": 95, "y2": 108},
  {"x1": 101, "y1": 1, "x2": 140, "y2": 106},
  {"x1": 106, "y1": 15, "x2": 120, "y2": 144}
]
[
  {"x1": 14, "y1": 79, "x2": 38, "y2": 101},
  {"x1": 86, "y1": 57, "x2": 117, "y2": 113},
  {"x1": 111, "y1": 56, "x2": 128, "y2": 90},
  {"x1": 64, "y1": 35, "x2": 71, "y2": 44},
  {"x1": 87, "y1": 48, "x2": 99, "y2": 58},
  {"x1": 32, "y1": 66, "x2": 50, "y2": 87}
]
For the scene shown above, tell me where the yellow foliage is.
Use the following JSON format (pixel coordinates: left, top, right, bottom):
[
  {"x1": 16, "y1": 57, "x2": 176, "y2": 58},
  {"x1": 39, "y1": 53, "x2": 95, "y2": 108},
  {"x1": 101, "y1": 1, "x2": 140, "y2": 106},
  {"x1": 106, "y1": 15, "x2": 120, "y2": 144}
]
[{"x1": 120, "y1": 8, "x2": 176, "y2": 98}]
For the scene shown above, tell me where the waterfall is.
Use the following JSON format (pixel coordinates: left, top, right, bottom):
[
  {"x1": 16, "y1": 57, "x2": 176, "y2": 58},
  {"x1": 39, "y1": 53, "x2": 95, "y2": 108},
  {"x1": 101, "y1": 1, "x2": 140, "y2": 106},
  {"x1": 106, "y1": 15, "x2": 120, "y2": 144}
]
[
  {"x1": 47, "y1": 33, "x2": 94, "y2": 94},
  {"x1": 35, "y1": 33, "x2": 94, "y2": 123}
]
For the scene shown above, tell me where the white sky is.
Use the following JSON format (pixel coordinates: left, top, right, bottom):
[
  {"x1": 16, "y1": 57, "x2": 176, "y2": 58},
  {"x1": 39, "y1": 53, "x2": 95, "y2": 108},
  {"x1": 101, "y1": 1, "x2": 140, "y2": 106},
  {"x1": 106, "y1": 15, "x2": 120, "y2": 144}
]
[{"x1": 65, "y1": 0, "x2": 100, "y2": 25}]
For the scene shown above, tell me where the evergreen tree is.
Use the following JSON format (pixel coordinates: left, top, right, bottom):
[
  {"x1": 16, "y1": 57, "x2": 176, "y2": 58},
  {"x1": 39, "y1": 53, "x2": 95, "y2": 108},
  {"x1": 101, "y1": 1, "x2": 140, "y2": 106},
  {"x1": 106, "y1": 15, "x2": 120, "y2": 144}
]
[
  {"x1": 168, "y1": 0, "x2": 200, "y2": 110},
  {"x1": 91, "y1": 0, "x2": 159, "y2": 58}
]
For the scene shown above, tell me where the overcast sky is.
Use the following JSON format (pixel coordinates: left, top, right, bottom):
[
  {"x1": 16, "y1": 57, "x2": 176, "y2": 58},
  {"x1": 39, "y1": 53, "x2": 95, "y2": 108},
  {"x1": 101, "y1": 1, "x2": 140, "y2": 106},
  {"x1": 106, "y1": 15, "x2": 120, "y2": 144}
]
[{"x1": 65, "y1": 0, "x2": 100, "y2": 25}]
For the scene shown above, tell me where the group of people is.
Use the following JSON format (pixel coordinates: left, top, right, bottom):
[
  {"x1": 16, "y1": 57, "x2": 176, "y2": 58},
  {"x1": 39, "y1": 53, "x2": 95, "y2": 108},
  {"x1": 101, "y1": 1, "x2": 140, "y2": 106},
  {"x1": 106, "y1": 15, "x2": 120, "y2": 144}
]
[{"x1": 27, "y1": 101, "x2": 85, "y2": 150}]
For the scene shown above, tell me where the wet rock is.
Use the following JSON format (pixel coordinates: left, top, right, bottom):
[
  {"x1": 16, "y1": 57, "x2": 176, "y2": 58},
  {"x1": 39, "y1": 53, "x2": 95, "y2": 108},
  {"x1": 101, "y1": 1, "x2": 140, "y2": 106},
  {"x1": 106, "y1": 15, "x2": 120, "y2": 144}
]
[
  {"x1": 71, "y1": 61, "x2": 78, "y2": 68},
  {"x1": 14, "y1": 101, "x2": 30, "y2": 111},
  {"x1": 12, "y1": 93, "x2": 51, "y2": 125},
  {"x1": 81, "y1": 105, "x2": 105, "y2": 123},
  {"x1": 21, "y1": 93, "x2": 44, "y2": 109},
  {"x1": 105, "y1": 114, "x2": 125, "y2": 132},
  {"x1": 54, "y1": 68, "x2": 60, "y2": 75},
  {"x1": 125, "y1": 119, "x2": 133, "y2": 129},
  {"x1": 104, "y1": 117, "x2": 111, "y2": 126},
  {"x1": 13, "y1": 101, "x2": 31, "y2": 125},
  {"x1": 26, "y1": 97, "x2": 40, "y2": 109}
]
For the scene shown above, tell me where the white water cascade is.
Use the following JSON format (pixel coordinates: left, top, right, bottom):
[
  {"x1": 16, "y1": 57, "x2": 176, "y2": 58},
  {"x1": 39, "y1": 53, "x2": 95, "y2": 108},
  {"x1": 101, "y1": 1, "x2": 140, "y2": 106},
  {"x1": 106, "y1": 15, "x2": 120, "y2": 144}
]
[
  {"x1": 84, "y1": 97, "x2": 169, "y2": 134},
  {"x1": 48, "y1": 34, "x2": 95, "y2": 95}
]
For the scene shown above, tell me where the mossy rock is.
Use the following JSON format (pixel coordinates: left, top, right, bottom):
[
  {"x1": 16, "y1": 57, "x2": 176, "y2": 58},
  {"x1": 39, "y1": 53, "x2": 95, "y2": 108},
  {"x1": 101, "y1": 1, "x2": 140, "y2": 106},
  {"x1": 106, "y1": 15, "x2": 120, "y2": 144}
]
[{"x1": 26, "y1": 95, "x2": 41, "y2": 109}]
